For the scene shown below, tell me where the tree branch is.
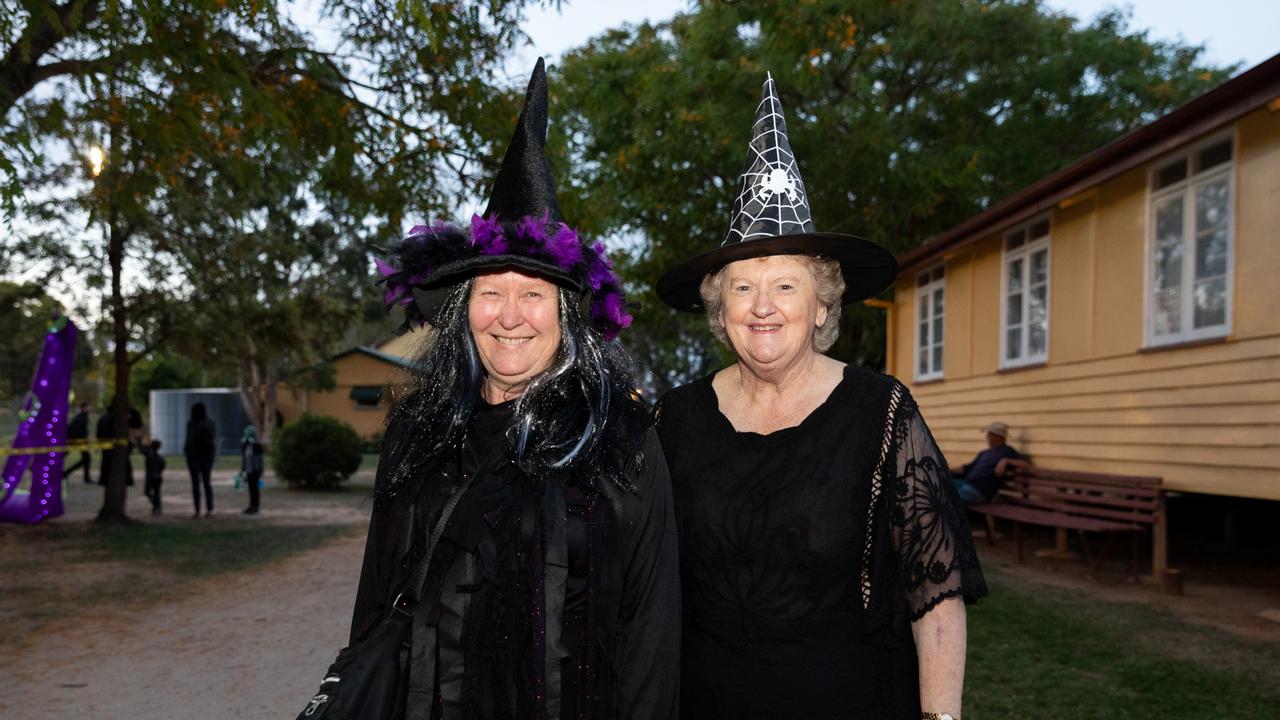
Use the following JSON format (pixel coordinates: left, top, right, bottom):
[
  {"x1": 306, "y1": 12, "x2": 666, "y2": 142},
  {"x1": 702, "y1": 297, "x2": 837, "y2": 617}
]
[{"x1": 0, "y1": 0, "x2": 104, "y2": 115}]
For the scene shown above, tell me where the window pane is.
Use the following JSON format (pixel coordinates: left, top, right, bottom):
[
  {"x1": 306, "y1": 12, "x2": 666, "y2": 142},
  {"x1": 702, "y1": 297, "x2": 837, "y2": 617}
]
[
  {"x1": 1195, "y1": 178, "x2": 1229, "y2": 232},
  {"x1": 919, "y1": 298, "x2": 928, "y2": 321},
  {"x1": 933, "y1": 288, "x2": 944, "y2": 314},
  {"x1": 933, "y1": 316, "x2": 944, "y2": 344},
  {"x1": 919, "y1": 321, "x2": 929, "y2": 345},
  {"x1": 1030, "y1": 219, "x2": 1050, "y2": 239},
  {"x1": 1193, "y1": 277, "x2": 1227, "y2": 329},
  {"x1": 1008, "y1": 258, "x2": 1024, "y2": 293},
  {"x1": 1197, "y1": 141, "x2": 1232, "y2": 172},
  {"x1": 1155, "y1": 237, "x2": 1183, "y2": 291},
  {"x1": 1156, "y1": 195, "x2": 1183, "y2": 245},
  {"x1": 932, "y1": 344, "x2": 943, "y2": 373},
  {"x1": 1031, "y1": 249, "x2": 1048, "y2": 286},
  {"x1": 1154, "y1": 195, "x2": 1184, "y2": 293},
  {"x1": 1007, "y1": 292, "x2": 1023, "y2": 325},
  {"x1": 919, "y1": 348, "x2": 929, "y2": 375},
  {"x1": 933, "y1": 266, "x2": 945, "y2": 282},
  {"x1": 1154, "y1": 287, "x2": 1181, "y2": 336},
  {"x1": 1029, "y1": 321, "x2": 1047, "y2": 357},
  {"x1": 1007, "y1": 328, "x2": 1022, "y2": 359},
  {"x1": 1196, "y1": 227, "x2": 1228, "y2": 280},
  {"x1": 1030, "y1": 285, "x2": 1048, "y2": 325},
  {"x1": 1006, "y1": 230, "x2": 1025, "y2": 250},
  {"x1": 917, "y1": 272, "x2": 929, "y2": 287},
  {"x1": 1155, "y1": 160, "x2": 1187, "y2": 189}
]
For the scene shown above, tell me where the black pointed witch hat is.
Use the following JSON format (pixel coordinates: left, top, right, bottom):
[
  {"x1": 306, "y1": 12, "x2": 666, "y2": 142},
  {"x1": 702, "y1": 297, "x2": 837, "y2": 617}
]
[
  {"x1": 656, "y1": 73, "x2": 897, "y2": 313},
  {"x1": 375, "y1": 58, "x2": 634, "y2": 339},
  {"x1": 482, "y1": 57, "x2": 564, "y2": 225}
]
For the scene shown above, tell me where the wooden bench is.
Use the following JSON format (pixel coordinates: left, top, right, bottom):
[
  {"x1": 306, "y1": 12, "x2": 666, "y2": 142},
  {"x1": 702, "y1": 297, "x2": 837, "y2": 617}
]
[{"x1": 970, "y1": 465, "x2": 1165, "y2": 578}]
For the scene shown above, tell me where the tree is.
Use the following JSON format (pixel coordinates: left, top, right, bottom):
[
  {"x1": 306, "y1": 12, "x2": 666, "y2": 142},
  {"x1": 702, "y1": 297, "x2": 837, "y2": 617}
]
[
  {"x1": 157, "y1": 174, "x2": 372, "y2": 447},
  {"x1": 0, "y1": 281, "x2": 65, "y2": 408},
  {"x1": 128, "y1": 351, "x2": 202, "y2": 411},
  {"x1": 552, "y1": 0, "x2": 1235, "y2": 386},
  {"x1": 2, "y1": 0, "x2": 537, "y2": 522}
]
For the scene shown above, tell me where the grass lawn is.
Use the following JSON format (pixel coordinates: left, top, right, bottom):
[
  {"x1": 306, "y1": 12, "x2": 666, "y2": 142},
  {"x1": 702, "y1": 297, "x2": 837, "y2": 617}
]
[{"x1": 967, "y1": 566, "x2": 1280, "y2": 718}]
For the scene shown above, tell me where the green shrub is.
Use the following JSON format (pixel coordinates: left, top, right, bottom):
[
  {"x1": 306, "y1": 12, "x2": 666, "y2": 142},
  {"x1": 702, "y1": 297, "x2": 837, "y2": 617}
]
[
  {"x1": 271, "y1": 414, "x2": 362, "y2": 489},
  {"x1": 362, "y1": 430, "x2": 384, "y2": 454}
]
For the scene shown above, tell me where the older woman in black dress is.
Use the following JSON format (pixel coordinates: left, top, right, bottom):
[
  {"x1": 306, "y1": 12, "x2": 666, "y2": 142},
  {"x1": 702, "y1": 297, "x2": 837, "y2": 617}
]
[
  {"x1": 344, "y1": 60, "x2": 679, "y2": 720},
  {"x1": 655, "y1": 74, "x2": 985, "y2": 720}
]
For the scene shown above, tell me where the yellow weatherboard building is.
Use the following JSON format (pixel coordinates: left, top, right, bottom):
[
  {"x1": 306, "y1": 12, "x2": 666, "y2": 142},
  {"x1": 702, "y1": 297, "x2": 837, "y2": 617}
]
[
  {"x1": 887, "y1": 55, "x2": 1280, "y2": 502},
  {"x1": 277, "y1": 334, "x2": 426, "y2": 440}
]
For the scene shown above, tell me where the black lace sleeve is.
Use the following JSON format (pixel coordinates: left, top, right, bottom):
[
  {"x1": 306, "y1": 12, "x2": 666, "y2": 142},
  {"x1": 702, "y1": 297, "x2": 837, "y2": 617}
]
[{"x1": 889, "y1": 390, "x2": 988, "y2": 621}]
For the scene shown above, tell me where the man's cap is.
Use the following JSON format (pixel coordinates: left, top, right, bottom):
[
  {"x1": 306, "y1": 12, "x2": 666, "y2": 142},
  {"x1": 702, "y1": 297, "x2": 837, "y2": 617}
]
[{"x1": 982, "y1": 422, "x2": 1009, "y2": 438}]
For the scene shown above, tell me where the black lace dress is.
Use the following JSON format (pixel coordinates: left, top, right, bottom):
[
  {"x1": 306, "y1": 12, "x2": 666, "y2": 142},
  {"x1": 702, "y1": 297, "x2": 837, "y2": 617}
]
[{"x1": 655, "y1": 366, "x2": 986, "y2": 719}]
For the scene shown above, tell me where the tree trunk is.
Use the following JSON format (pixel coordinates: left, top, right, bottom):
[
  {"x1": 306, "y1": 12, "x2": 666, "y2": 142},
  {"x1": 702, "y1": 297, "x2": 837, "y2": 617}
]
[
  {"x1": 261, "y1": 357, "x2": 278, "y2": 447},
  {"x1": 95, "y1": 203, "x2": 131, "y2": 525},
  {"x1": 237, "y1": 343, "x2": 262, "y2": 443}
]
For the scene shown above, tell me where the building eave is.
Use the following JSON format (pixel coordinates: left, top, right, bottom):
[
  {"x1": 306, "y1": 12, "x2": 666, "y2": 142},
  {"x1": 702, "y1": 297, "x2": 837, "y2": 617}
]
[{"x1": 897, "y1": 53, "x2": 1280, "y2": 276}]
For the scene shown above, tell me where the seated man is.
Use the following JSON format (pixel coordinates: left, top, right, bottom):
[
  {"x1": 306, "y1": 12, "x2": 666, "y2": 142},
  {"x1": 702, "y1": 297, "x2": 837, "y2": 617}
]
[{"x1": 950, "y1": 421, "x2": 1023, "y2": 503}]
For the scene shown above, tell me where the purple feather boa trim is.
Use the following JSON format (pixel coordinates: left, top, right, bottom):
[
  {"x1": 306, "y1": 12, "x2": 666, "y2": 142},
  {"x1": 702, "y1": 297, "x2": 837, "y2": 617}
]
[{"x1": 376, "y1": 214, "x2": 632, "y2": 341}]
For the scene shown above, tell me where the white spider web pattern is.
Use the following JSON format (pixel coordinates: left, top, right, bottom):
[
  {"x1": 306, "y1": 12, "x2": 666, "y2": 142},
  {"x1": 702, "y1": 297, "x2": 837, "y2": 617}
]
[{"x1": 722, "y1": 75, "x2": 816, "y2": 246}]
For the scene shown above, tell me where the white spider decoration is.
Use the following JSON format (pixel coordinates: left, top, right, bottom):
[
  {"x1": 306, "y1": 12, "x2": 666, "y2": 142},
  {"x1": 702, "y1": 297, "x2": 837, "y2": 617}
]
[{"x1": 758, "y1": 167, "x2": 800, "y2": 200}]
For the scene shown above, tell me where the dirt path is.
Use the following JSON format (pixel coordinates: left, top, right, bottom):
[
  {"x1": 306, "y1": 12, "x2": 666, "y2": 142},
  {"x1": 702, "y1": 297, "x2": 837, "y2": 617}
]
[{"x1": 3, "y1": 528, "x2": 366, "y2": 719}]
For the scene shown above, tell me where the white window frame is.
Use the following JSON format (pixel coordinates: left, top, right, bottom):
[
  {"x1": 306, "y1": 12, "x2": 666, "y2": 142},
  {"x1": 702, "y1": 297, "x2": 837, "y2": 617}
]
[
  {"x1": 914, "y1": 265, "x2": 945, "y2": 382},
  {"x1": 999, "y1": 216, "x2": 1052, "y2": 369},
  {"x1": 1143, "y1": 131, "x2": 1235, "y2": 348}
]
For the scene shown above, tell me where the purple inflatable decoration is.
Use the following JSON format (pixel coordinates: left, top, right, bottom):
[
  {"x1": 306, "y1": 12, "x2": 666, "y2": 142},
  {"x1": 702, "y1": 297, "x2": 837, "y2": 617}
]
[{"x1": 0, "y1": 316, "x2": 76, "y2": 524}]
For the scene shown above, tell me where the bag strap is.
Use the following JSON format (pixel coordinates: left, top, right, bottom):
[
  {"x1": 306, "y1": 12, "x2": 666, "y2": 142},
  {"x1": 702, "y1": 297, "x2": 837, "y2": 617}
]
[{"x1": 393, "y1": 451, "x2": 477, "y2": 612}]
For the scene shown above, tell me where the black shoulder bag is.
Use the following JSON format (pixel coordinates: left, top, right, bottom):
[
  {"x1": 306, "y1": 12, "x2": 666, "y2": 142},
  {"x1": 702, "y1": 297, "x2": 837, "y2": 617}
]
[{"x1": 296, "y1": 472, "x2": 473, "y2": 720}]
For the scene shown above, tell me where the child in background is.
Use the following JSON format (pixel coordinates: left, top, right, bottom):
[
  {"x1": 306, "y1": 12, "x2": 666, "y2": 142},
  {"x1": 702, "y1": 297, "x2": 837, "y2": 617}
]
[
  {"x1": 143, "y1": 439, "x2": 166, "y2": 515},
  {"x1": 241, "y1": 426, "x2": 264, "y2": 515}
]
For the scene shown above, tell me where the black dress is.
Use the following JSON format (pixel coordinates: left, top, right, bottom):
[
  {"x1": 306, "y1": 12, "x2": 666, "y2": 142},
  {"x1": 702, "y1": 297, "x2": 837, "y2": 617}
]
[
  {"x1": 656, "y1": 366, "x2": 986, "y2": 719},
  {"x1": 349, "y1": 400, "x2": 681, "y2": 720}
]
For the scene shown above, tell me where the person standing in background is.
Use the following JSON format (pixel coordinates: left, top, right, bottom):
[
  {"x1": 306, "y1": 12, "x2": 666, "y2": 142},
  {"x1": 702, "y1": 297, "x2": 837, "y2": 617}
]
[
  {"x1": 97, "y1": 400, "x2": 143, "y2": 488},
  {"x1": 63, "y1": 401, "x2": 92, "y2": 483},
  {"x1": 183, "y1": 402, "x2": 217, "y2": 518},
  {"x1": 240, "y1": 425, "x2": 263, "y2": 515},
  {"x1": 142, "y1": 438, "x2": 166, "y2": 515}
]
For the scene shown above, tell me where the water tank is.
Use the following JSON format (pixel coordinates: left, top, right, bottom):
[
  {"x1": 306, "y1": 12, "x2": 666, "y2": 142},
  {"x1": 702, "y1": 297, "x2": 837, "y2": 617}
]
[{"x1": 149, "y1": 388, "x2": 250, "y2": 456}]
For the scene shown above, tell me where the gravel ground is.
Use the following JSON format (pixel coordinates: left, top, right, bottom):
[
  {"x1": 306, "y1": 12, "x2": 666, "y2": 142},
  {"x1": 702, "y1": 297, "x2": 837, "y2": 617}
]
[{"x1": 3, "y1": 528, "x2": 365, "y2": 719}]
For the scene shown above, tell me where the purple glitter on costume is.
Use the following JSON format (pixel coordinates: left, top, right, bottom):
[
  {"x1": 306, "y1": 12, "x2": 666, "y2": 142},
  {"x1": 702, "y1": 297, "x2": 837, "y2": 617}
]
[
  {"x1": 374, "y1": 257, "x2": 399, "y2": 277},
  {"x1": 407, "y1": 224, "x2": 432, "y2": 237},
  {"x1": 546, "y1": 225, "x2": 583, "y2": 268},
  {"x1": 470, "y1": 214, "x2": 507, "y2": 255}
]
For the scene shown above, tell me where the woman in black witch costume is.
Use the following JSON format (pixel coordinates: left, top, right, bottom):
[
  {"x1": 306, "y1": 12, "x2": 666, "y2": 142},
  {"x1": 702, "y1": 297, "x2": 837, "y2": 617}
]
[
  {"x1": 350, "y1": 59, "x2": 679, "y2": 720},
  {"x1": 654, "y1": 74, "x2": 985, "y2": 720}
]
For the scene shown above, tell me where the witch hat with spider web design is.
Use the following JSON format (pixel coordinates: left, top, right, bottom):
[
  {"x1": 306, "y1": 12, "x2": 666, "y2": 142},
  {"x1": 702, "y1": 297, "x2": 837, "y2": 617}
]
[{"x1": 656, "y1": 72, "x2": 897, "y2": 313}]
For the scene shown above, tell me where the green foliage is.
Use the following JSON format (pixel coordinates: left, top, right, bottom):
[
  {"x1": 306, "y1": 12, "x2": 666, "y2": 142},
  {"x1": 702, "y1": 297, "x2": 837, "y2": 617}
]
[
  {"x1": 270, "y1": 413, "x2": 363, "y2": 489},
  {"x1": 552, "y1": 0, "x2": 1235, "y2": 385},
  {"x1": 0, "y1": 281, "x2": 66, "y2": 403},
  {"x1": 128, "y1": 352, "x2": 202, "y2": 410}
]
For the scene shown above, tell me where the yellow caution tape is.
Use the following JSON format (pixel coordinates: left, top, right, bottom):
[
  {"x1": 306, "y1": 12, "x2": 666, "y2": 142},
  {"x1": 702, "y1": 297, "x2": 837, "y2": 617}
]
[{"x1": 0, "y1": 439, "x2": 127, "y2": 458}]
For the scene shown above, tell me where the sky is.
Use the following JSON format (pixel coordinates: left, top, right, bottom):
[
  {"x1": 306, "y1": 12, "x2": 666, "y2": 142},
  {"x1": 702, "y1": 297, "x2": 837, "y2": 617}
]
[
  {"x1": 12, "y1": 0, "x2": 1278, "y2": 318},
  {"x1": 511, "y1": 0, "x2": 1277, "y2": 75}
]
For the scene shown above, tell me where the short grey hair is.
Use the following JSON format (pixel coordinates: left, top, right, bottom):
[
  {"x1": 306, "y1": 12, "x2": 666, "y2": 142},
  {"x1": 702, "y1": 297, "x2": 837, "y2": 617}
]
[{"x1": 698, "y1": 255, "x2": 846, "y2": 353}]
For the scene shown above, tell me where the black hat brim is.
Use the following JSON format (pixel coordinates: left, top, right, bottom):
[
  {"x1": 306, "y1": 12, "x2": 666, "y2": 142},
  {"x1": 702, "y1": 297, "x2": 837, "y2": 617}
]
[
  {"x1": 656, "y1": 232, "x2": 898, "y2": 313},
  {"x1": 410, "y1": 254, "x2": 585, "y2": 326}
]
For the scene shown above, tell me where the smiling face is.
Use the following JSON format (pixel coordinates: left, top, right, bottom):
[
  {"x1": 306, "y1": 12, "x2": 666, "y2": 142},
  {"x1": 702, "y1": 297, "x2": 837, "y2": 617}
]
[
  {"x1": 468, "y1": 269, "x2": 563, "y2": 402},
  {"x1": 719, "y1": 255, "x2": 828, "y2": 376}
]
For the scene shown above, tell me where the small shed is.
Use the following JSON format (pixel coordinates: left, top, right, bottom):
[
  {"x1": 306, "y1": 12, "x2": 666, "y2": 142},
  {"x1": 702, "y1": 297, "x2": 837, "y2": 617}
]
[{"x1": 149, "y1": 388, "x2": 250, "y2": 456}]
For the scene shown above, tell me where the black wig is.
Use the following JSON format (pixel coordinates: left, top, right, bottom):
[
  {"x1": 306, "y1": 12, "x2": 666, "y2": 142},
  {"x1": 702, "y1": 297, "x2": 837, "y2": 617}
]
[{"x1": 375, "y1": 279, "x2": 649, "y2": 506}]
